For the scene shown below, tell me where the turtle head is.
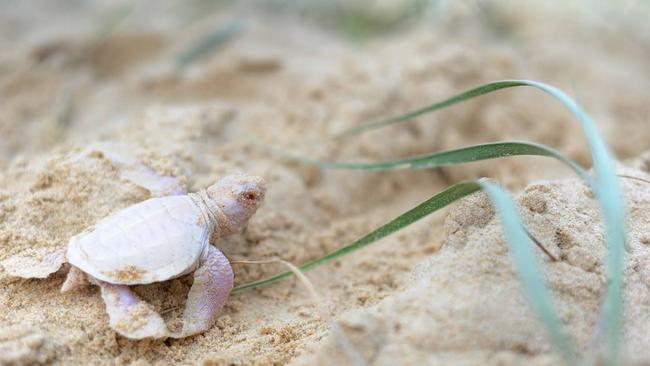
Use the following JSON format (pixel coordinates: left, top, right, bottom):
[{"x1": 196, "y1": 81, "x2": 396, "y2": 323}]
[{"x1": 206, "y1": 173, "x2": 267, "y2": 237}]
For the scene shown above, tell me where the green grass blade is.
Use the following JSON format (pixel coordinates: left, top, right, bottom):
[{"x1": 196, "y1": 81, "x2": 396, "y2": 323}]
[
  {"x1": 332, "y1": 80, "x2": 525, "y2": 138},
  {"x1": 519, "y1": 81, "x2": 625, "y2": 365},
  {"x1": 332, "y1": 79, "x2": 625, "y2": 363},
  {"x1": 232, "y1": 181, "x2": 482, "y2": 293},
  {"x1": 175, "y1": 21, "x2": 244, "y2": 69},
  {"x1": 266, "y1": 140, "x2": 590, "y2": 182},
  {"x1": 479, "y1": 180, "x2": 576, "y2": 364}
]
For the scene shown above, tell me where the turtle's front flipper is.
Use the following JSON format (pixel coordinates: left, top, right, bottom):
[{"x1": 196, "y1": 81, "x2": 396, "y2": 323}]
[
  {"x1": 172, "y1": 246, "x2": 233, "y2": 338},
  {"x1": 83, "y1": 144, "x2": 186, "y2": 197},
  {"x1": 0, "y1": 248, "x2": 65, "y2": 278},
  {"x1": 95, "y1": 280, "x2": 169, "y2": 339}
]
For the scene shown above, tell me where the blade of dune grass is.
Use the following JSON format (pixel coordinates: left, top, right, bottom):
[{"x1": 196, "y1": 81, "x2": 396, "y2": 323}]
[
  {"x1": 513, "y1": 81, "x2": 624, "y2": 364},
  {"x1": 479, "y1": 180, "x2": 576, "y2": 364},
  {"x1": 232, "y1": 181, "x2": 482, "y2": 292},
  {"x1": 331, "y1": 80, "x2": 526, "y2": 138},
  {"x1": 263, "y1": 140, "x2": 590, "y2": 183},
  {"x1": 530, "y1": 82, "x2": 625, "y2": 366},
  {"x1": 332, "y1": 79, "x2": 625, "y2": 363},
  {"x1": 175, "y1": 21, "x2": 244, "y2": 69}
]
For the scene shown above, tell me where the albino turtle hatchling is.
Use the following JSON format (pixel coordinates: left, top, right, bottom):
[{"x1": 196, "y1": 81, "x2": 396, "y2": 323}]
[{"x1": 1, "y1": 173, "x2": 266, "y2": 339}]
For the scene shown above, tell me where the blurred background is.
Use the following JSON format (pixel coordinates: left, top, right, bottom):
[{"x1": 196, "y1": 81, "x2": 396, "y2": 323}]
[{"x1": 1, "y1": 0, "x2": 649, "y2": 171}]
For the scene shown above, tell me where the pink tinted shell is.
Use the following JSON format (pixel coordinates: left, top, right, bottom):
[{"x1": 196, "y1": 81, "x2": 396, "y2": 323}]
[{"x1": 66, "y1": 195, "x2": 210, "y2": 285}]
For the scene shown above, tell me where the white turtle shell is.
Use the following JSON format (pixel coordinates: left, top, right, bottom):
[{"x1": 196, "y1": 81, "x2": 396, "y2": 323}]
[{"x1": 67, "y1": 195, "x2": 210, "y2": 285}]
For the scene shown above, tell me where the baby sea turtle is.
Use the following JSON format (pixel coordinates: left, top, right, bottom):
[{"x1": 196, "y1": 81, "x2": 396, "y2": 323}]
[{"x1": 2, "y1": 173, "x2": 266, "y2": 339}]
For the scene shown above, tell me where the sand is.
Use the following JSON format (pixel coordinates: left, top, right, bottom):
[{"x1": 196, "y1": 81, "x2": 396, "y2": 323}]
[
  {"x1": 295, "y1": 166, "x2": 650, "y2": 366},
  {"x1": 1, "y1": 1, "x2": 649, "y2": 365}
]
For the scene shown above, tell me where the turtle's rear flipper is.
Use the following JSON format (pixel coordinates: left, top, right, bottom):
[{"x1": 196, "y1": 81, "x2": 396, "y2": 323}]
[
  {"x1": 96, "y1": 280, "x2": 169, "y2": 339},
  {"x1": 61, "y1": 266, "x2": 89, "y2": 292},
  {"x1": 0, "y1": 248, "x2": 65, "y2": 278}
]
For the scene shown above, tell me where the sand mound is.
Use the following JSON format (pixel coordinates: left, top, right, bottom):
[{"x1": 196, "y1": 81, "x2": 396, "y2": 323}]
[{"x1": 296, "y1": 164, "x2": 650, "y2": 365}]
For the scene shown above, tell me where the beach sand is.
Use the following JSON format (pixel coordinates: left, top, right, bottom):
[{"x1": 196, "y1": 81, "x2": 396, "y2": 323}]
[{"x1": 1, "y1": 2, "x2": 649, "y2": 365}]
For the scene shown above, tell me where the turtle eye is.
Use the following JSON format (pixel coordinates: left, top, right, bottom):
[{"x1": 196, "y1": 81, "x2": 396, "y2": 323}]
[{"x1": 243, "y1": 191, "x2": 258, "y2": 201}]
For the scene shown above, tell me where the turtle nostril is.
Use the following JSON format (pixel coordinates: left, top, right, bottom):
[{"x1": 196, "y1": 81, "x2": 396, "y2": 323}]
[{"x1": 244, "y1": 192, "x2": 257, "y2": 201}]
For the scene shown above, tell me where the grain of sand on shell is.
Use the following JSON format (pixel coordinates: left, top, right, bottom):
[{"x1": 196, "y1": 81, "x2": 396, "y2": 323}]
[{"x1": 1, "y1": 3, "x2": 650, "y2": 365}]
